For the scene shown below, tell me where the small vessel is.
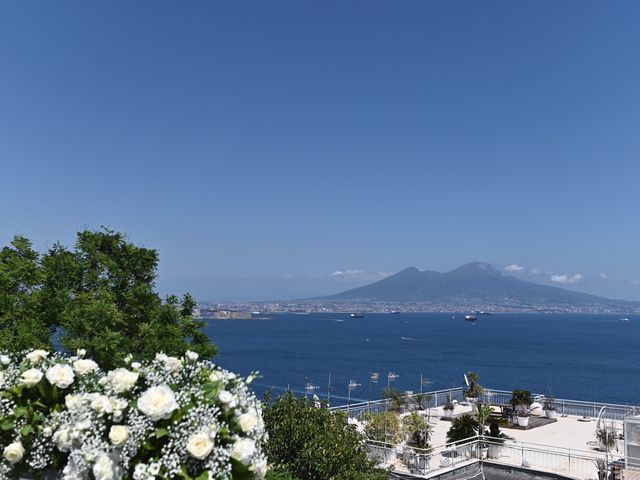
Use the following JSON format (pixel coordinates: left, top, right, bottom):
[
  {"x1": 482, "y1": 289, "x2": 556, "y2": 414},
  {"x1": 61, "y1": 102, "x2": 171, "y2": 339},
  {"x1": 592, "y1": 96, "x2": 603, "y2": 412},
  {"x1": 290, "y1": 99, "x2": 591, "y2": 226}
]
[
  {"x1": 390, "y1": 310, "x2": 401, "y2": 314},
  {"x1": 464, "y1": 315, "x2": 477, "y2": 322},
  {"x1": 619, "y1": 318, "x2": 630, "y2": 323},
  {"x1": 350, "y1": 313, "x2": 364, "y2": 318},
  {"x1": 251, "y1": 311, "x2": 261, "y2": 315}
]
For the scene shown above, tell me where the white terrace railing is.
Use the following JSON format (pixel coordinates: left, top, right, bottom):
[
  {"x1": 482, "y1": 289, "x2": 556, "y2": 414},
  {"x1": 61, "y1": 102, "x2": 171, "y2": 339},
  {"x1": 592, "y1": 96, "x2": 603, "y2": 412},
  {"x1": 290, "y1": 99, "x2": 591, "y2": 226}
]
[
  {"x1": 368, "y1": 435, "x2": 634, "y2": 480},
  {"x1": 331, "y1": 386, "x2": 640, "y2": 422}
]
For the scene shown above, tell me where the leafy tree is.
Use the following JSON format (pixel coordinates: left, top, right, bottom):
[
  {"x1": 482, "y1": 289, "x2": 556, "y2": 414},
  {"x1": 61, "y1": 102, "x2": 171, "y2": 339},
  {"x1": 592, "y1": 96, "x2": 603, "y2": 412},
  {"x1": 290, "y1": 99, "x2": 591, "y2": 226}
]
[
  {"x1": 0, "y1": 237, "x2": 53, "y2": 350},
  {"x1": 446, "y1": 414, "x2": 479, "y2": 444},
  {"x1": 362, "y1": 411, "x2": 402, "y2": 444},
  {"x1": 263, "y1": 392, "x2": 387, "y2": 480},
  {"x1": 0, "y1": 229, "x2": 217, "y2": 368},
  {"x1": 265, "y1": 469, "x2": 298, "y2": 480}
]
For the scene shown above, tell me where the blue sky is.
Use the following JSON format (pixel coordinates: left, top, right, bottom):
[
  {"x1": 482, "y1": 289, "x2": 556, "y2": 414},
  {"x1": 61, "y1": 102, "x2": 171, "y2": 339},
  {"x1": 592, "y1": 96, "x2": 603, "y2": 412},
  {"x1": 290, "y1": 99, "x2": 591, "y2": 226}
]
[{"x1": 1, "y1": 1, "x2": 639, "y2": 301}]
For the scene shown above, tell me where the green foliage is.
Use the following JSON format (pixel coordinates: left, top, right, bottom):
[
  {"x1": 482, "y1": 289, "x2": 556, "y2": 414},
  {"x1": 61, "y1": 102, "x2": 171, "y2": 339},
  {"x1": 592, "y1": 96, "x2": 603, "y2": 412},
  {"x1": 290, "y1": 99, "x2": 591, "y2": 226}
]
[
  {"x1": 263, "y1": 392, "x2": 387, "y2": 480},
  {"x1": 510, "y1": 390, "x2": 532, "y2": 410},
  {"x1": 443, "y1": 394, "x2": 455, "y2": 411},
  {"x1": 446, "y1": 414, "x2": 479, "y2": 444},
  {"x1": 265, "y1": 468, "x2": 298, "y2": 480},
  {"x1": 464, "y1": 371, "x2": 484, "y2": 398},
  {"x1": 487, "y1": 419, "x2": 512, "y2": 444},
  {"x1": 0, "y1": 237, "x2": 52, "y2": 351},
  {"x1": 596, "y1": 427, "x2": 617, "y2": 449},
  {"x1": 476, "y1": 403, "x2": 494, "y2": 431},
  {"x1": 382, "y1": 387, "x2": 408, "y2": 412},
  {"x1": 413, "y1": 393, "x2": 432, "y2": 411},
  {"x1": 362, "y1": 410, "x2": 402, "y2": 444},
  {"x1": 0, "y1": 229, "x2": 217, "y2": 368},
  {"x1": 401, "y1": 412, "x2": 432, "y2": 450}
]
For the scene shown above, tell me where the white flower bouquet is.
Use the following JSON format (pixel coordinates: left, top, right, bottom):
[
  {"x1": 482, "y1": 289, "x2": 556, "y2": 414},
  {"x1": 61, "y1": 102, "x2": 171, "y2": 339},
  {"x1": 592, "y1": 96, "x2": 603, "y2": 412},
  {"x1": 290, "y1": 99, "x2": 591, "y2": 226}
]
[{"x1": 0, "y1": 350, "x2": 267, "y2": 479}]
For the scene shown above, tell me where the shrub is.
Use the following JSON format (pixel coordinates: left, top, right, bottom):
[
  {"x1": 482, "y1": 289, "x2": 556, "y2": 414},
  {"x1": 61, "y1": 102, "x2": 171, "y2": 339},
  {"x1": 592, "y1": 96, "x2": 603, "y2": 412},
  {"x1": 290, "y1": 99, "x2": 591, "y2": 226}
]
[
  {"x1": 263, "y1": 392, "x2": 387, "y2": 480},
  {"x1": 446, "y1": 414, "x2": 479, "y2": 444},
  {"x1": 362, "y1": 411, "x2": 402, "y2": 444},
  {"x1": 0, "y1": 349, "x2": 265, "y2": 479}
]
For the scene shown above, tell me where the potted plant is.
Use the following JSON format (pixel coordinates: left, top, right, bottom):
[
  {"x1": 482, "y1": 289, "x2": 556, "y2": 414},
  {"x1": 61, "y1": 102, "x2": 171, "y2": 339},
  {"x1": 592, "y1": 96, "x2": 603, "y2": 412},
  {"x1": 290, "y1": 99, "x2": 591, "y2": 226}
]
[
  {"x1": 596, "y1": 426, "x2": 617, "y2": 452},
  {"x1": 464, "y1": 371, "x2": 484, "y2": 413},
  {"x1": 475, "y1": 403, "x2": 494, "y2": 458},
  {"x1": 486, "y1": 420, "x2": 512, "y2": 459},
  {"x1": 402, "y1": 412, "x2": 432, "y2": 471},
  {"x1": 511, "y1": 390, "x2": 532, "y2": 427},
  {"x1": 543, "y1": 391, "x2": 557, "y2": 419},
  {"x1": 443, "y1": 394, "x2": 455, "y2": 419}
]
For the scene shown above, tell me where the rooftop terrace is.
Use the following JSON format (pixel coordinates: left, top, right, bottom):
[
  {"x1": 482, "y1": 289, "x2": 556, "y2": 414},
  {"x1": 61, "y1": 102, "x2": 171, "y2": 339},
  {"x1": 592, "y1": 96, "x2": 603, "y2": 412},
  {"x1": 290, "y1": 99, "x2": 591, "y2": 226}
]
[{"x1": 331, "y1": 387, "x2": 640, "y2": 480}]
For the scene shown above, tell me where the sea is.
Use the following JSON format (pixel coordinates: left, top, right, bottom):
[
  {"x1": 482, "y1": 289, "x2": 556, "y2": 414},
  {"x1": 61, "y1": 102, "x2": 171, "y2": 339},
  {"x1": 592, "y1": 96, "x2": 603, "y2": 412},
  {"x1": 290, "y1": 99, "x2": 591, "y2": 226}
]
[{"x1": 204, "y1": 313, "x2": 640, "y2": 406}]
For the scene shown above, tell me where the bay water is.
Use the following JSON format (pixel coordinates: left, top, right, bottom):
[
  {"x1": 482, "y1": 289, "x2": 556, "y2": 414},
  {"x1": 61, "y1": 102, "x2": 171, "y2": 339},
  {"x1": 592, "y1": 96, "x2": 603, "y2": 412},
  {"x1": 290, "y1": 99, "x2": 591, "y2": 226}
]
[{"x1": 205, "y1": 313, "x2": 640, "y2": 406}]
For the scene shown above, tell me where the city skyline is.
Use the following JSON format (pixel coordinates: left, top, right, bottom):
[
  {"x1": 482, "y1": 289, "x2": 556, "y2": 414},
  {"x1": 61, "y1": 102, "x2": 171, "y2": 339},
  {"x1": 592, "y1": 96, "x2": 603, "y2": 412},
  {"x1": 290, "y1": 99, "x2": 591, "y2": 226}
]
[{"x1": 2, "y1": 1, "x2": 639, "y2": 301}]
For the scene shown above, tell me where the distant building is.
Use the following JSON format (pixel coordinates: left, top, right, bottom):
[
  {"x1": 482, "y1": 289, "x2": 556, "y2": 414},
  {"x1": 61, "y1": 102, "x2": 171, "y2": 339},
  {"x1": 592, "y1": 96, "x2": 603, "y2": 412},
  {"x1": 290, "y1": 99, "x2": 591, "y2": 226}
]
[{"x1": 212, "y1": 310, "x2": 252, "y2": 320}]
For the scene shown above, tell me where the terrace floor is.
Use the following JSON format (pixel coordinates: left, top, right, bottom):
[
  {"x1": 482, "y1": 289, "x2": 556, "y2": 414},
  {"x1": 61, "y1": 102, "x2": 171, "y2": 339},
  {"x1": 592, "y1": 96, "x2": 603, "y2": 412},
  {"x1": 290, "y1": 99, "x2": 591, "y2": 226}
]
[
  {"x1": 426, "y1": 404, "x2": 623, "y2": 455},
  {"x1": 362, "y1": 405, "x2": 629, "y2": 480}
]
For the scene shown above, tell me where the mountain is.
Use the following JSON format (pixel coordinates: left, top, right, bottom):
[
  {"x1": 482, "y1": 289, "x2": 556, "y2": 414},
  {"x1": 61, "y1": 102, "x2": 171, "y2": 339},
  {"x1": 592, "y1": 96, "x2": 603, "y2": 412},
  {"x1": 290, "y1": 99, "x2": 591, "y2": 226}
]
[{"x1": 319, "y1": 262, "x2": 639, "y2": 311}]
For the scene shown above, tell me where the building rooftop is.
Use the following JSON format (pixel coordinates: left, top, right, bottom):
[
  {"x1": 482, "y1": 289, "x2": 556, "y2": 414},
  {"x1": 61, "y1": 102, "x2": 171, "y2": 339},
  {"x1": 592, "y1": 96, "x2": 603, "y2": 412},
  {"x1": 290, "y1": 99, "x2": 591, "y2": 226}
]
[{"x1": 334, "y1": 387, "x2": 639, "y2": 480}]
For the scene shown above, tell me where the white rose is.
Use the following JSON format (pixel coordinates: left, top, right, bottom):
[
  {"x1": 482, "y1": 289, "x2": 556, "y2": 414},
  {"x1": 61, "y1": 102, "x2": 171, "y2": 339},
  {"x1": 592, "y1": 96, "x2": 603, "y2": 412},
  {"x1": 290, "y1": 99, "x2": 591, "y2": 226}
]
[
  {"x1": 253, "y1": 459, "x2": 268, "y2": 479},
  {"x1": 0, "y1": 354, "x2": 10, "y2": 365},
  {"x1": 65, "y1": 394, "x2": 84, "y2": 410},
  {"x1": 186, "y1": 432, "x2": 214, "y2": 460},
  {"x1": 26, "y1": 349, "x2": 49, "y2": 364},
  {"x1": 155, "y1": 353, "x2": 168, "y2": 362},
  {"x1": 163, "y1": 356, "x2": 182, "y2": 372},
  {"x1": 209, "y1": 371, "x2": 224, "y2": 383},
  {"x1": 73, "y1": 359, "x2": 98, "y2": 375},
  {"x1": 53, "y1": 428, "x2": 72, "y2": 452},
  {"x1": 106, "y1": 368, "x2": 139, "y2": 393},
  {"x1": 93, "y1": 453, "x2": 114, "y2": 480},
  {"x1": 185, "y1": 350, "x2": 198, "y2": 361},
  {"x1": 76, "y1": 348, "x2": 87, "y2": 358},
  {"x1": 109, "y1": 425, "x2": 129, "y2": 446},
  {"x1": 238, "y1": 411, "x2": 259, "y2": 433},
  {"x1": 231, "y1": 438, "x2": 256, "y2": 465},
  {"x1": 148, "y1": 462, "x2": 161, "y2": 475},
  {"x1": 3, "y1": 442, "x2": 24, "y2": 464},
  {"x1": 43, "y1": 427, "x2": 53, "y2": 437},
  {"x1": 45, "y1": 364, "x2": 75, "y2": 389},
  {"x1": 21, "y1": 368, "x2": 43, "y2": 387},
  {"x1": 0, "y1": 371, "x2": 4, "y2": 388},
  {"x1": 91, "y1": 395, "x2": 113, "y2": 415},
  {"x1": 74, "y1": 419, "x2": 91, "y2": 431},
  {"x1": 133, "y1": 464, "x2": 147, "y2": 479},
  {"x1": 131, "y1": 362, "x2": 141, "y2": 370},
  {"x1": 137, "y1": 385, "x2": 178, "y2": 421},
  {"x1": 218, "y1": 390, "x2": 237, "y2": 408}
]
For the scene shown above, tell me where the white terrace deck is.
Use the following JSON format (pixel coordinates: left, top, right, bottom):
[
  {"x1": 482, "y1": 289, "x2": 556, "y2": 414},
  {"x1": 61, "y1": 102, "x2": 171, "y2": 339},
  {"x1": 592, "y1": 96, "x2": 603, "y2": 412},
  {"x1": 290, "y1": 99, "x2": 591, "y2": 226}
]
[
  {"x1": 427, "y1": 403, "x2": 622, "y2": 455},
  {"x1": 333, "y1": 387, "x2": 639, "y2": 480}
]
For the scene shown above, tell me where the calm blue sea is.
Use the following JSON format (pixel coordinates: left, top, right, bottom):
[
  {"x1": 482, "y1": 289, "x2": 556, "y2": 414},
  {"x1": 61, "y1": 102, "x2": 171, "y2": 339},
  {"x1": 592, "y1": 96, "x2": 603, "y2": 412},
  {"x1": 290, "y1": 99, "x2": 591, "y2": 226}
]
[{"x1": 204, "y1": 313, "x2": 640, "y2": 406}]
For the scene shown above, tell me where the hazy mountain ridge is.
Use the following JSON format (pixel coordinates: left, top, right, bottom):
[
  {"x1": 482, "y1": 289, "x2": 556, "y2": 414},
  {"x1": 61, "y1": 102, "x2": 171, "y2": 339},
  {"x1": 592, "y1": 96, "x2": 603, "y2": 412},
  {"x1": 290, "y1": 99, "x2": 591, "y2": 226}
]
[{"x1": 320, "y1": 262, "x2": 639, "y2": 310}]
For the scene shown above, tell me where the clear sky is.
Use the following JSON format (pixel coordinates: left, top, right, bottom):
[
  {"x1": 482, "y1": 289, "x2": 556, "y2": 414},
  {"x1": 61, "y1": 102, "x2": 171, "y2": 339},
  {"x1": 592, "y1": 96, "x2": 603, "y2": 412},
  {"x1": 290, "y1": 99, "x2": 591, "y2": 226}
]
[{"x1": 1, "y1": 1, "x2": 639, "y2": 301}]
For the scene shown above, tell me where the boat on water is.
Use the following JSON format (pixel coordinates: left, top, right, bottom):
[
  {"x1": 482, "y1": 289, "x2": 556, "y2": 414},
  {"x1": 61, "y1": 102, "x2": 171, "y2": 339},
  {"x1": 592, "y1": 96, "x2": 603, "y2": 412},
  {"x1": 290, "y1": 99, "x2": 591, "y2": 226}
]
[
  {"x1": 251, "y1": 311, "x2": 261, "y2": 315},
  {"x1": 464, "y1": 315, "x2": 477, "y2": 322},
  {"x1": 619, "y1": 317, "x2": 630, "y2": 323},
  {"x1": 390, "y1": 310, "x2": 401, "y2": 314},
  {"x1": 350, "y1": 313, "x2": 364, "y2": 319}
]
